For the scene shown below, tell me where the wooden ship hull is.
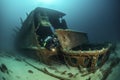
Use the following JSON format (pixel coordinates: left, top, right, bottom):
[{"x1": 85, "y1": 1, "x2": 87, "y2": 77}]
[{"x1": 15, "y1": 7, "x2": 112, "y2": 71}]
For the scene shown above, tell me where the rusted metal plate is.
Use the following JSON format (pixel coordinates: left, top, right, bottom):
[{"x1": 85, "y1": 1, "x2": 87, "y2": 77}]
[{"x1": 55, "y1": 29, "x2": 89, "y2": 50}]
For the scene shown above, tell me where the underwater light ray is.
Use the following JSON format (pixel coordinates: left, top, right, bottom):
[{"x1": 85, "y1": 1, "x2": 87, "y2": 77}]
[{"x1": 36, "y1": 0, "x2": 55, "y2": 4}]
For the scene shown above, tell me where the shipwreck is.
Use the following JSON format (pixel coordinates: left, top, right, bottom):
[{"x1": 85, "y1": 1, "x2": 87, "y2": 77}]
[{"x1": 15, "y1": 7, "x2": 112, "y2": 71}]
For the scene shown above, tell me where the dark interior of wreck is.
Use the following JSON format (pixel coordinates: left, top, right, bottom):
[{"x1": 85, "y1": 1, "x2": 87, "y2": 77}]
[{"x1": 33, "y1": 7, "x2": 68, "y2": 46}]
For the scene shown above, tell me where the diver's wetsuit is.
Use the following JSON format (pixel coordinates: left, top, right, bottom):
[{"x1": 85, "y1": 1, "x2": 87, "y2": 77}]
[{"x1": 43, "y1": 35, "x2": 60, "y2": 50}]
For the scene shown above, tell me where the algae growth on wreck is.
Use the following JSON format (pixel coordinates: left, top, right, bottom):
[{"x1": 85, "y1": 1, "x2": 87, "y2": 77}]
[{"x1": 0, "y1": 0, "x2": 120, "y2": 80}]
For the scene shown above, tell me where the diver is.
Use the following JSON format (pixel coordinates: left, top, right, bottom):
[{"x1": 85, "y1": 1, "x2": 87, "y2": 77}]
[{"x1": 43, "y1": 35, "x2": 60, "y2": 51}]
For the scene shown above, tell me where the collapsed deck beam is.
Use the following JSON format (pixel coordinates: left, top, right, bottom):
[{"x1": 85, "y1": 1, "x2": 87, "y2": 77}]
[{"x1": 23, "y1": 60, "x2": 71, "y2": 80}]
